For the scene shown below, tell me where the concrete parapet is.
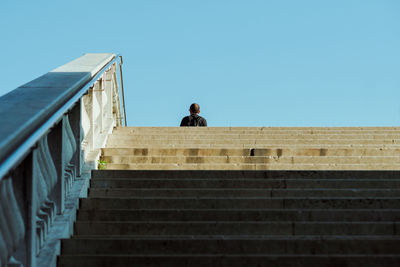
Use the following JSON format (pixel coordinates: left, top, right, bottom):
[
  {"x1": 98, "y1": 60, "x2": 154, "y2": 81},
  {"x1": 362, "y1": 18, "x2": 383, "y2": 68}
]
[{"x1": 0, "y1": 53, "x2": 124, "y2": 267}]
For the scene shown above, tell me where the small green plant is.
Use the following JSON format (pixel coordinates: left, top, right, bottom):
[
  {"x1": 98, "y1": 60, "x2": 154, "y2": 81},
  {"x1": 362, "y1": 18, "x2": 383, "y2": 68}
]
[{"x1": 98, "y1": 159, "x2": 108, "y2": 170}]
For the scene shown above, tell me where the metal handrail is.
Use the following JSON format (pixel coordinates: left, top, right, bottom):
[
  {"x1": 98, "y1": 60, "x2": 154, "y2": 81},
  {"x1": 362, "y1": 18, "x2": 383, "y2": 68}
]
[
  {"x1": 119, "y1": 56, "x2": 127, "y2": 127},
  {"x1": 0, "y1": 54, "x2": 126, "y2": 180}
]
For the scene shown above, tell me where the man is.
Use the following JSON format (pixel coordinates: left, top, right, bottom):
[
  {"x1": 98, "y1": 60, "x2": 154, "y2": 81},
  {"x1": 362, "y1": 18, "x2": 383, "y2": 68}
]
[{"x1": 180, "y1": 103, "x2": 207, "y2": 127}]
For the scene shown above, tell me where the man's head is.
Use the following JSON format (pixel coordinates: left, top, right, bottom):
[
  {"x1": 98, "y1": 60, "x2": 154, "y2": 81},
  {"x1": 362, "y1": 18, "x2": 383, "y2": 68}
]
[{"x1": 189, "y1": 103, "x2": 200, "y2": 115}]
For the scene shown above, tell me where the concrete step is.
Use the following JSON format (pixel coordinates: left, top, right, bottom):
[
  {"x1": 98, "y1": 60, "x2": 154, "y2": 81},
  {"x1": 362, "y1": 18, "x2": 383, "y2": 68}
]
[
  {"x1": 90, "y1": 178, "x2": 400, "y2": 189},
  {"x1": 61, "y1": 122, "x2": 400, "y2": 267},
  {"x1": 101, "y1": 155, "x2": 400, "y2": 165},
  {"x1": 113, "y1": 126, "x2": 400, "y2": 132},
  {"x1": 101, "y1": 147, "x2": 400, "y2": 157},
  {"x1": 105, "y1": 144, "x2": 400, "y2": 149},
  {"x1": 76, "y1": 209, "x2": 400, "y2": 222},
  {"x1": 73, "y1": 221, "x2": 400, "y2": 236},
  {"x1": 61, "y1": 236, "x2": 400, "y2": 255},
  {"x1": 57, "y1": 254, "x2": 400, "y2": 267},
  {"x1": 91, "y1": 170, "x2": 400, "y2": 179},
  {"x1": 105, "y1": 139, "x2": 400, "y2": 146},
  {"x1": 104, "y1": 163, "x2": 400, "y2": 170},
  {"x1": 108, "y1": 133, "x2": 400, "y2": 140},
  {"x1": 102, "y1": 147, "x2": 251, "y2": 156},
  {"x1": 79, "y1": 197, "x2": 400, "y2": 210},
  {"x1": 88, "y1": 188, "x2": 400, "y2": 198}
]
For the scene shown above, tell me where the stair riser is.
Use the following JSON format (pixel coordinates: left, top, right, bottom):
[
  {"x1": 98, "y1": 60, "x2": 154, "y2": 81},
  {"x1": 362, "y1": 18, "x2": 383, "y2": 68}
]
[
  {"x1": 91, "y1": 170, "x2": 400, "y2": 179},
  {"x1": 106, "y1": 140, "x2": 400, "y2": 146},
  {"x1": 101, "y1": 148, "x2": 400, "y2": 157},
  {"x1": 107, "y1": 138, "x2": 400, "y2": 147},
  {"x1": 80, "y1": 198, "x2": 400, "y2": 210},
  {"x1": 74, "y1": 222, "x2": 400, "y2": 236},
  {"x1": 58, "y1": 255, "x2": 400, "y2": 267},
  {"x1": 90, "y1": 179, "x2": 400, "y2": 189},
  {"x1": 61, "y1": 238, "x2": 400, "y2": 254},
  {"x1": 108, "y1": 134, "x2": 400, "y2": 140},
  {"x1": 114, "y1": 127, "x2": 400, "y2": 132},
  {"x1": 105, "y1": 163, "x2": 400, "y2": 170},
  {"x1": 77, "y1": 209, "x2": 400, "y2": 222},
  {"x1": 88, "y1": 188, "x2": 400, "y2": 198},
  {"x1": 101, "y1": 156, "x2": 400, "y2": 165}
]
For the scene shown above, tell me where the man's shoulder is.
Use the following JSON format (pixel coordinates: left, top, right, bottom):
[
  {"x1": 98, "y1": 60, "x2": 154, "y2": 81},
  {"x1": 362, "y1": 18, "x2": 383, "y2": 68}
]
[
  {"x1": 180, "y1": 114, "x2": 207, "y2": 126},
  {"x1": 180, "y1": 116, "x2": 190, "y2": 126},
  {"x1": 181, "y1": 115, "x2": 191, "y2": 122},
  {"x1": 198, "y1": 116, "x2": 207, "y2": 126}
]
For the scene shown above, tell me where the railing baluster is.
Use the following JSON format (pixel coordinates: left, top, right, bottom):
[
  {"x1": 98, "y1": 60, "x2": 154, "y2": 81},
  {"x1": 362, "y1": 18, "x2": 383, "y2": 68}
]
[
  {"x1": 70, "y1": 102, "x2": 83, "y2": 178},
  {"x1": 47, "y1": 118, "x2": 65, "y2": 216},
  {"x1": 0, "y1": 53, "x2": 125, "y2": 266}
]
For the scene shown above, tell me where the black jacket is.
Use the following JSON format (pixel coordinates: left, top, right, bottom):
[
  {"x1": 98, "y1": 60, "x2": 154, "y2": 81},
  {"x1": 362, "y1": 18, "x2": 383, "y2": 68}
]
[{"x1": 180, "y1": 114, "x2": 207, "y2": 127}]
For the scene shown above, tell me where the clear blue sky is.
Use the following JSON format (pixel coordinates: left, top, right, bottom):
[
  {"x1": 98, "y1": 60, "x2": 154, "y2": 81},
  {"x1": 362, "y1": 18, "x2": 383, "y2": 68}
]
[{"x1": 1, "y1": 1, "x2": 399, "y2": 126}]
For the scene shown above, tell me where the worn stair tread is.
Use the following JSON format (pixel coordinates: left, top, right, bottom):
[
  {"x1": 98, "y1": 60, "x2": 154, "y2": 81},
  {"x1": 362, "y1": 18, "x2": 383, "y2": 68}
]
[
  {"x1": 57, "y1": 254, "x2": 400, "y2": 267},
  {"x1": 101, "y1": 147, "x2": 400, "y2": 156},
  {"x1": 79, "y1": 197, "x2": 400, "y2": 210},
  {"x1": 73, "y1": 221, "x2": 400, "y2": 236},
  {"x1": 66, "y1": 235, "x2": 400, "y2": 240},
  {"x1": 88, "y1": 188, "x2": 400, "y2": 198},
  {"x1": 76, "y1": 208, "x2": 400, "y2": 222},
  {"x1": 57, "y1": 253, "x2": 400, "y2": 257},
  {"x1": 101, "y1": 155, "x2": 400, "y2": 165},
  {"x1": 106, "y1": 140, "x2": 400, "y2": 145},
  {"x1": 61, "y1": 237, "x2": 400, "y2": 255},
  {"x1": 107, "y1": 134, "x2": 400, "y2": 138},
  {"x1": 91, "y1": 170, "x2": 400, "y2": 179},
  {"x1": 104, "y1": 163, "x2": 400, "y2": 170},
  {"x1": 89, "y1": 179, "x2": 400, "y2": 189}
]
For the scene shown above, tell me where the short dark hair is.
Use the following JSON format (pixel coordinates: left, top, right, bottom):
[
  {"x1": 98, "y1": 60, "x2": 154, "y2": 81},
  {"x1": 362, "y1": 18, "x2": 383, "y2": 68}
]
[{"x1": 190, "y1": 103, "x2": 200, "y2": 113}]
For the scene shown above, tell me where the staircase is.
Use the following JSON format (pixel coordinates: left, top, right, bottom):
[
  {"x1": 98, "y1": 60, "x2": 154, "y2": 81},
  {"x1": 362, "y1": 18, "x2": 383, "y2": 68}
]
[
  {"x1": 58, "y1": 127, "x2": 400, "y2": 266},
  {"x1": 102, "y1": 127, "x2": 400, "y2": 170}
]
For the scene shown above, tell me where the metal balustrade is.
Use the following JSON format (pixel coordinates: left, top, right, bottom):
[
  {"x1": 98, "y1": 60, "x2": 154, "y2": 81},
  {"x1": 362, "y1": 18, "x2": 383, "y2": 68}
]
[{"x1": 0, "y1": 53, "x2": 125, "y2": 267}]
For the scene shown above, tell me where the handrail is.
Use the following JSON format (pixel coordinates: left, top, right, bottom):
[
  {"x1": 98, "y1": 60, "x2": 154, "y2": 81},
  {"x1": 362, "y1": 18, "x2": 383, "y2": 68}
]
[
  {"x1": 119, "y1": 55, "x2": 128, "y2": 127},
  {"x1": 0, "y1": 54, "x2": 125, "y2": 181}
]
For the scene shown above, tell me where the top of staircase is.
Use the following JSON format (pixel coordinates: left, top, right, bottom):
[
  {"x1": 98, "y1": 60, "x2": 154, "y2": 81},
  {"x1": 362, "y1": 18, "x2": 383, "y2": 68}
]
[{"x1": 102, "y1": 126, "x2": 400, "y2": 171}]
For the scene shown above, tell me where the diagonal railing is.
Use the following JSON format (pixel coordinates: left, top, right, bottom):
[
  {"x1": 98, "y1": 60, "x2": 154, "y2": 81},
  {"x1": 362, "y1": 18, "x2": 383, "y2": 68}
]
[{"x1": 0, "y1": 53, "x2": 126, "y2": 267}]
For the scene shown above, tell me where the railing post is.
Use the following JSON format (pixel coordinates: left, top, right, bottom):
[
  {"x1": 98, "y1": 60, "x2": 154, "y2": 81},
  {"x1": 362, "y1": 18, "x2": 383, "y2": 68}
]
[
  {"x1": 8, "y1": 153, "x2": 36, "y2": 267},
  {"x1": 26, "y1": 152, "x2": 37, "y2": 267},
  {"x1": 95, "y1": 79, "x2": 104, "y2": 134},
  {"x1": 91, "y1": 86, "x2": 98, "y2": 151},
  {"x1": 69, "y1": 103, "x2": 82, "y2": 178},
  {"x1": 47, "y1": 120, "x2": 65, "y2": 215},
  {"x1": 105, "y1": 67, "x2": 114, "y2": 125}
]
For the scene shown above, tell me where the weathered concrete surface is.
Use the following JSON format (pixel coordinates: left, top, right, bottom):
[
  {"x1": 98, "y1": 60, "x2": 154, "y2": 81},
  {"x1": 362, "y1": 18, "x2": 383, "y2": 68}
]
[
  {"x1": 58, "y1": 255, "x2": 400, "y2": 267},
  {"x1": 59, "y1": 170, "x2": 400, "y2": 267},
  {"x1": 57, "y1": 127, "x2": 400, "y2": 266},
  {"x1": 101, "y1": 155, "x2": 400, "y2": 164},
  {"x1": 0, "y1": 53, "x2": 114, "y2": 165},
  {"x1": 101, "y1": 127, "x2": 400, "y2": 170},
  {"x1": 104, "y1": 163, "x2": 400, "y2": 170},
  {"x1": 102, "y1": 147, "x2": 400, "y2": 156},
  {"x1": 76, "y1": 208, "x2": 400, "y2": 221}
]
